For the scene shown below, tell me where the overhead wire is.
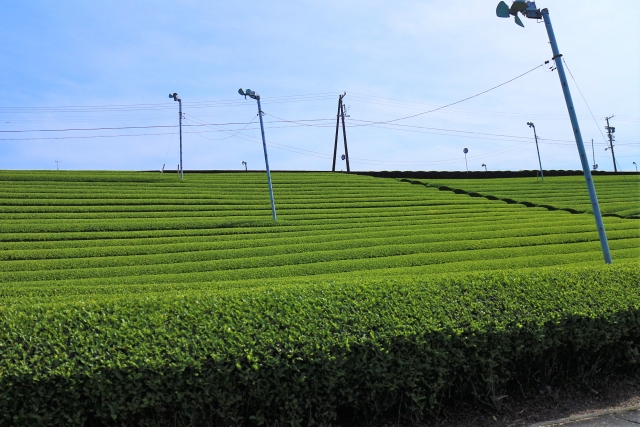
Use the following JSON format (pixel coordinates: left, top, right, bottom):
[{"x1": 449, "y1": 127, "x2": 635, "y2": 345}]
[
  {"x1": 562, "y1": 58, "x2": 611, "y2": 147},
  {"x1": 1, "y1": 71, "x2": 636, "y2": 168},
  {"x1": 349, "y1": 62, "x2": 546, "y2": 126},
  {"x1": 563, "y1": 58, "x2": 639, "y2": 176},
  {"x1": 182, "y1": 114, "x2": 259, "y2": 141}
]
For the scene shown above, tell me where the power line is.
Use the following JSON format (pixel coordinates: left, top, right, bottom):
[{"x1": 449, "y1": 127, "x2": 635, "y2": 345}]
[
  {"x1": 562, "y1": 58, "x2": 611, "y2": 147},
  {"x1": 351, "y1": 62, "x2": 545, "y2": 126}
]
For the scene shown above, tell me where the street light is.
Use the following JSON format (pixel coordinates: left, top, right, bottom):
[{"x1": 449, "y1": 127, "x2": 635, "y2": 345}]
[
  {"x1": 463, "y1": 148, "x2": 469, "y2": 173},
  {"x1": 496, "y1": 1, "x2": 612, "y2": 264},
  {"x1": 633, "y1": 162, "x2": 637, "y2": 173},
  {"x1": 527, "y1": 122, "x2": 544, "y2": 182},
  {"x1": 238, "y1": 88, "x2": 277, "y2": 221},
  {"x1": 169, "y1": 93, "x2": 183, "y2": 180},
  {"x1": 482, "y1": 163, "x2": 487, "y2": 172},
  {"x1": 242, "y1": 161, "x2": 247, "y2": 171}
]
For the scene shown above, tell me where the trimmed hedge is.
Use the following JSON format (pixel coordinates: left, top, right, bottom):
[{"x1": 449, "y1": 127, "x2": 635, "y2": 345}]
[{"x1": 1, "y1": 265, "x2": 639, "y2": 426}]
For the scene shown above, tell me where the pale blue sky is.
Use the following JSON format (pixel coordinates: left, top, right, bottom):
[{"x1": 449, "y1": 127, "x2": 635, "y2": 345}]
[{"x1": 1, "y1": 1, "x2": 638, "y2": 171}]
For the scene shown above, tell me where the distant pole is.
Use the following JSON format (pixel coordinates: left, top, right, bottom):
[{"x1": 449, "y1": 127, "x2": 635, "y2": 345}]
[
  {"x1": 332, "y1": 92, "x2": 350, "y2": 172},
  {"x1": 463, "y1": 148, "x2": 468, "y2": 173},
  {"x1": 256, "y1": 96, "x2": 277, "y2": 220},
  {"x1": 633, "y1": 162, "x2": 637, "y2": 173},
  {"x1": 239, "y1": 88, "x2": 276, "y2": 220},
  {"x1": 169, "y1": 93, "x2": 183, "y2": 179},
  {"x1": 179, "y1": 99, "x2": 183, "y2": 179},
  {"x1": 242, "y1": 161, "x2": 247, "y2": 171},
  {"x1": 542, "y1": 8, "x2": 611, "y2": 264},
  {"x1": 527, "y1": 122, "x2": 544, "y2": 181},
  {"x1": 55, "y1": 160, "x2": 61, "y2": 170},
  {"x1": 332, "y1": 94, "x2": 343, "y2": 171},
  {"x1": 340, "y1": 98, "x2": 351, "y2": 172},
  {"x1": 605, "y1": 116, "x2": 617, "y2": 172},
  {"x1": 591, "y1": 139, "x2": 597, "y2": 171},
  {"x1": 482, "y1": 163, "x2": 487, "y2": 172}
]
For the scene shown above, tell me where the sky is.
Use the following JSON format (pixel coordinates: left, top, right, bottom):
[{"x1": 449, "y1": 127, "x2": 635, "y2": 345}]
[{"x1": 1, "y1": 0, "x2": 638, "y2": 172}]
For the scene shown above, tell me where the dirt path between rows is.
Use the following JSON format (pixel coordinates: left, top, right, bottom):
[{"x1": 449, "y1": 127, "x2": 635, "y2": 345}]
[{"x1": 431, "y1": 373, "x2": 640, "y2": 427}]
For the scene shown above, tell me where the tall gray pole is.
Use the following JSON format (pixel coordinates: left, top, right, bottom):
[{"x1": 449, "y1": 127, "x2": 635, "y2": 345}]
[
  {"x1": 179, "y1": 98, "x2": 183, "y2": 180},
  {"x1": 256, "y1": 96, "x2": 277, "y2": 221},
  {"x1": 528, "y1": 122, "x2": 544, "y2": 181},
  {"x1": 542, "y1": 8, "x2": 612, "y2": 264}
]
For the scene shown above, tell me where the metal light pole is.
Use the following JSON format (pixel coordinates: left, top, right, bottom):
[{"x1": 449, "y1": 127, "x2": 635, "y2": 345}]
[
  {"x1": 463, "y1": 148, "x2": 469, "y2": 173},
  {"x1": 169, "y1": 93, "x2": 183, "y2": 180},
  {"x1": 496, "y1": 1, "x2": 612, "y2": 264},
  {"x1": 239, "y1": 88, "x2": 276, "y2": 221},
  {"x1": 482, "y1": 163, "x2": 487, "y2": 172},
  {"x1": 527, "y1": 122, "x2": 544, "y2": 181},
  {"x1": 633, "y1": 162, "x2": 637, "y2": 173},
  {"x1": 591, "y1": 139, "x2": 598, "y2": 171}
]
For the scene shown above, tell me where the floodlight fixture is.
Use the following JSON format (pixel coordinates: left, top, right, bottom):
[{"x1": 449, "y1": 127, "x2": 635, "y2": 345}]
[
  {"x1": 495, "y1": 1, "x2": 612, "y2": 264},
  {"x1": 239, "y1": 88, "x2": 257, "y2": 100},
  {"x1": 239, "y1": 87, "x2": 277, "y2": 220}
]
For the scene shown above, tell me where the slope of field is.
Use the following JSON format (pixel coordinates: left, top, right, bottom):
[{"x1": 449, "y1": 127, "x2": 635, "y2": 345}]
[
  {"x1": 1, "y1": 171, "x2": 639, "y2": 426},
  {"x1": 1, "y1": 171, "x2": 638, "y2": 305},
  {"x1": 413, "y1": 175, "x2": 640, "y2": 218}
]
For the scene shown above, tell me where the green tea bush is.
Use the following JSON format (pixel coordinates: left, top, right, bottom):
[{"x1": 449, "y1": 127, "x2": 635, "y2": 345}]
[{"x1": 1, "y1": 265, "x2": 638, "y2": 426}]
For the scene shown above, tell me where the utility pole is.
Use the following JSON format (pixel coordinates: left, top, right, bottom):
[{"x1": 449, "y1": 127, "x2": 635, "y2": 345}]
[
  {"x1": 463, "y1": 148, "x2": 469, "y2": 172},
  {"x1": 496, "y1": 1, "x2": 612, "y2": 264},
  {"x1": 527, "y1": 122, "x2": 544, "y2": 181},
  {"x1": 332, "y1": 92, "x2": 350, "y2": 172},
  {"x1": 238, "y1": 88, "x2": 276, "y2": 221},
  {"x1": 169, "y1": 93, "x2": 183, "y2": 179},
  {"x1": 605, "y1": 116, "x2": 617, "y2": 172},
  {"x1": 55, "y1": 160, "x2": 61, "y2": 170},
  {"x1": 541, "y1": 8, "x2": 612, "y2": 263}
]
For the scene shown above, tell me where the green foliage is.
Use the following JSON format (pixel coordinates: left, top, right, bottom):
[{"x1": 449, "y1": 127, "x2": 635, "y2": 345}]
[
  {"x1": 420, "y1": 175, "x2": 640, "y2": 218},
  {"x1": 0, "y1": 171, "x2": 638, "y2": 425},
  {"x1": 1, "y1": 265, "x2": 639, "y2": 426}
]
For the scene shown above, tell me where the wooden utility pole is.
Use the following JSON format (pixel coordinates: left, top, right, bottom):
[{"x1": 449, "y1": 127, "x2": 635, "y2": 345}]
[
  {"x1": 332, "y1": 93, "x2": 350, "y2": 172},
  {"x1": 605, "y1": 116, "x2": 617, "y2": 172}
]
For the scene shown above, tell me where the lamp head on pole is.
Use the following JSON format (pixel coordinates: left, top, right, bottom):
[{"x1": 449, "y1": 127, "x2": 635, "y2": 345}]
[
  {"x1": 238, "y1": 88, "x2": 258, "y2": 100},
  {"x1": 527, "y1": 121, "x2": 535, "y2": 128},
  {"x1": 496, "y1": 1, "x2": 542, "y2": 27},
  {"x1": 169, "y1": 93, "x2": 180, "y2": 101}
]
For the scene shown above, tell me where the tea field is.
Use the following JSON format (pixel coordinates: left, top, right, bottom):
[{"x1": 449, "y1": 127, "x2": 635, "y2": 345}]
[
  {"x1": 415, "y1": 174, "x2": 640, "y2": 218},
  {"x1": 0, "y1": 170, "x2": 638, "y2": 426}
]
